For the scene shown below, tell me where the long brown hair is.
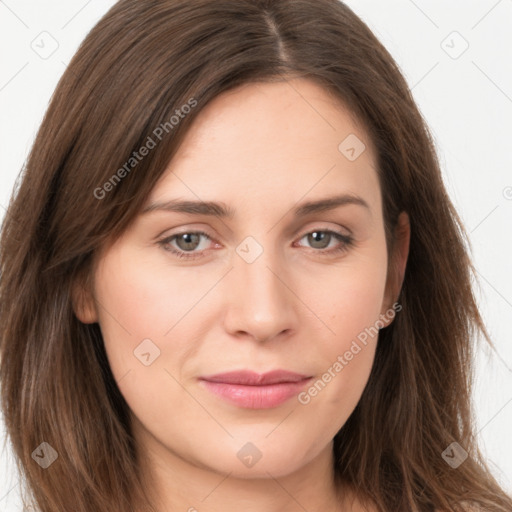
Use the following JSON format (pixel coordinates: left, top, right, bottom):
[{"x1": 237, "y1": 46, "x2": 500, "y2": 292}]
[{"x1": 1, "y1": 1, "x2": 510, "y2": 511}]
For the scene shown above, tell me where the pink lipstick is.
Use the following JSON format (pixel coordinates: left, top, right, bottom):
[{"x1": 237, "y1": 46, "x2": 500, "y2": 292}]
[{"x1": 199, "y1": 370, "x2": 312, "y2": 409}]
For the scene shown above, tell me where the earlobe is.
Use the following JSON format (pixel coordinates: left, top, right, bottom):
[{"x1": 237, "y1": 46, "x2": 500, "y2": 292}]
[
  {"x1": 71, "y1": 275, "x2": 98, "y2": 324},
  {"x1": 380, "y1": 211, "x2": 410, "y2": 325}
]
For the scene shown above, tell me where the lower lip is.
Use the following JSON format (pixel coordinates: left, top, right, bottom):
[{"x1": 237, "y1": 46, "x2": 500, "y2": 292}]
[{"x1": 199, "y1": 378, "x2": 312, "y2": 409}]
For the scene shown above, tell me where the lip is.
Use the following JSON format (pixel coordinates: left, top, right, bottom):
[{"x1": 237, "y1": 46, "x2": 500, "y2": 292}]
[{"x1": 199, "y1": 370, "x2": 312, "y2": 409}]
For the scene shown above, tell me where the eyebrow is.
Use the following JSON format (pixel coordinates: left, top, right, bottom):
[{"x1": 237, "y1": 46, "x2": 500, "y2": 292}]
[{"x1": 141, "y1": 193, "x2": 370, "y2": 219}]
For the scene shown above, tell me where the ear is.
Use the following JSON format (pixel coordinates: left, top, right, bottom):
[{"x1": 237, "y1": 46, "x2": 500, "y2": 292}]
[
  {"x1": 71, "y1": 271, "x2": 98, "y2": 324},
  {"x1": 380, "y1": 211, "x2": 410, "y2": 326}
]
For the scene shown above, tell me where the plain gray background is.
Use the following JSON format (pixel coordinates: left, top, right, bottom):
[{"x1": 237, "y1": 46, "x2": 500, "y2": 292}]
[{"x1": 1, "y1": 0, "x2": 511, "y2": 509}]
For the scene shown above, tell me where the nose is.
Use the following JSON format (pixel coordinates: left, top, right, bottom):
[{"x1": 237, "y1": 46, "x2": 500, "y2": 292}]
[{"x1": 222, "y1": 244, "x2": 298, "y2": 344}]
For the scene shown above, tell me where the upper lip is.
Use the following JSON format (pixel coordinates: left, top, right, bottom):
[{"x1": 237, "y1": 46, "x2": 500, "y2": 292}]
[{"x1": 200, "y1": 370, "x2": 311, "y2": 386}]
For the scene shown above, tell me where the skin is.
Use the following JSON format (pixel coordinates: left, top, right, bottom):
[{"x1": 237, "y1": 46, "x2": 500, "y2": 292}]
[{"x1": 74, "y1": 78, "x2": 410, "y2": 512}]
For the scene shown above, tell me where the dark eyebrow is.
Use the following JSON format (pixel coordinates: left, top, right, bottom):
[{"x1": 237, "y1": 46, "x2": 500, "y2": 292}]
[
  {"x1": 141, "y1": 193, "x2": 370, "y2": 219},
  {"x1": 141, "y1": 199, "x2": 236, "y2": 218},
  {"x1": 293, "y1": 194, "x2": 370, "y2": 216}
]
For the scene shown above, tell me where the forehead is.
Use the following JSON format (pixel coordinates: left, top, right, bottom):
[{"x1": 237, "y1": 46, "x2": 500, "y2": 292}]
[
  {"x1": 174, "y1": 78, "x2": 372, "y2": 161},
  {"x1": 147, "y1": 78, "x2": 381, "y2": 219}
]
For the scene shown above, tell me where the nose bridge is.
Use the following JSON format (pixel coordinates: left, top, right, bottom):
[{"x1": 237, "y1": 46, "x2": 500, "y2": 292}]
[{"x1": 224, "y1": 233, "x2": 296, "y2": 341}]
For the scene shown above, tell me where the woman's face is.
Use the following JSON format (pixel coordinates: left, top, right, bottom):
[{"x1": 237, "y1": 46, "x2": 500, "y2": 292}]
[{"x1": 76, "y1": 78, "x2": 407, "y2": 480}]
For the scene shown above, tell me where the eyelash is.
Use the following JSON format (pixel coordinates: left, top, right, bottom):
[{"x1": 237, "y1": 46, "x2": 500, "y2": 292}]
[{"x1": 158, "y1": 228, "x2": 354, "y2": 260}]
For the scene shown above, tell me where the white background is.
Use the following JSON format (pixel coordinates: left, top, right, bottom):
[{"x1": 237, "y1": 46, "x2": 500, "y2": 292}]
[{"x1": 1, "y1": 0, "x2": 511, "y2": 509}]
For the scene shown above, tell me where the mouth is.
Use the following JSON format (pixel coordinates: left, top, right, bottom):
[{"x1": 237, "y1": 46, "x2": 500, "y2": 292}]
[{"x1": 198, "y1": 370, "x2": 313, "y2": 409}]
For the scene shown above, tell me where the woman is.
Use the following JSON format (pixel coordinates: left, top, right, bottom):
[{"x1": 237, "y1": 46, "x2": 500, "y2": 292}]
[{"x1": 1, "y1": 1, "x2": 510, "y2": 511}]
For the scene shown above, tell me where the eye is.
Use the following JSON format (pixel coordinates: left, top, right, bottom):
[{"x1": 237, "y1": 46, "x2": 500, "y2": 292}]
[
  {"x1": 295, "y1": 229, "x2": 354, "y2": 255},
  {"x1": 158, "y1": 230, "x2": 214, "y2": 260},
  {"x1": 158, "y1": 228, "x2": 354, "y2": 260}
]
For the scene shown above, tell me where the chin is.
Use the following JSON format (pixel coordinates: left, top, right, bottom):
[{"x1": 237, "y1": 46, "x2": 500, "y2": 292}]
[{"x1": 191, "y1": 435, "x2": 320, "y2": 480}]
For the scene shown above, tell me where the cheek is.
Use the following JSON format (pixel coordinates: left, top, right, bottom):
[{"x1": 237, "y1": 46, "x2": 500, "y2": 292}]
[
  {"x1": 329, "y1": 269, "x2": 387, "y2": 339},
  {"x1": 92, "y1": 251, "x2": 206, "y2": 433},
  {"x1": 297, "y1": 287, "x2": 380, "y2": 438},
  {"x1": 93, "y1": 245, "x2": 208, "y2": 357},
  {"x1": 95, "y1": 254, "x2": 186, "y2": 333},
  {"x1": 313, "y1": 245, "x2": 389, "y2": 346},
  {"x1": 297, "y1": 247, "x2": 388, "y2": 414}
]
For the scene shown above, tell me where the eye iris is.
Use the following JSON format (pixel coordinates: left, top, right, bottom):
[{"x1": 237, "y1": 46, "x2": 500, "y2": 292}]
[
  {"x1": 308, "y1": 231, "x2": 331, "y2": 249},
  {"x1": 176, "y1": 233, "x2": 201, "y2": 251}
]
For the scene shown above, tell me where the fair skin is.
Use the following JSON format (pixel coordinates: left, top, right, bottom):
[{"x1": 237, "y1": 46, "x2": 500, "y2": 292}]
[{"x1": 74, "y1": 78, "x2": 410, "y2": 512}]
